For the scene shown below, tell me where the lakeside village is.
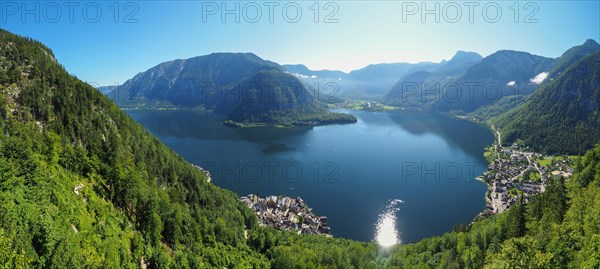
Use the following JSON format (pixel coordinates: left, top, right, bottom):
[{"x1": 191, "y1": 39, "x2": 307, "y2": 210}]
[
  {"x1": 241, "y1": 194, "x2": 331, "y2": 236},
  {"x1": 480, "y1": 129, "x2": 575, "y2": 215},
  {"x1": 192, "y1": 164, "x2": 331, "y2": 235}
]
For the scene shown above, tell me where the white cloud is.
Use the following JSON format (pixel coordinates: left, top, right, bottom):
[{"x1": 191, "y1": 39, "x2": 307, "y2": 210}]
[
  {"x1": 286, "y1": 72, "x2": 309, "y2": 79},
  {"x1": 506, "y1": 81, "x2": 516, "y2": 87},
  {"x1": 285, "y1": 72, "x2": 318, "y2": 79},
  {"x1": 530, "y1": 72, "x2": 549, "y2": 85}
]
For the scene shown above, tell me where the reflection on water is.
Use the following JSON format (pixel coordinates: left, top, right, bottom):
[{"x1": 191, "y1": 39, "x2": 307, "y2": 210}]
[
  {"x1": 375, "y1": 199, "x2": 404, "y2": 247},
  {"x1": 262, "y1": 143, "x2": 295, "y2": 154},
  {"x1": 126, "y1": 109, "x2": 494, "y2": 243}
]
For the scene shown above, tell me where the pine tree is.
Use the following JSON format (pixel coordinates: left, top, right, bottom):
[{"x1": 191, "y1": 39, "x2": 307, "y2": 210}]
[
  {"x1": 506, "y1": 195, "x2": 526, "y2": 238},
  {"x1": 544, "y1": 177, "x2": 567, "y2": 223}
]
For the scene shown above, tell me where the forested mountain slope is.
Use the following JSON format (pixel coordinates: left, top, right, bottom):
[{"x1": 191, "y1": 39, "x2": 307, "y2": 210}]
[
  {"x1": 549, "y1": 39, "x2": 600, "y2": 79},
  {"x1": 109, "y1": 53, "x2": 355, "y2": 126},
  {"x1": 493, "y1": 51, "x2": 600, "y2": 154},
  {"x1": 0, "y1": 29, "x2": 272, "y2": 267}
]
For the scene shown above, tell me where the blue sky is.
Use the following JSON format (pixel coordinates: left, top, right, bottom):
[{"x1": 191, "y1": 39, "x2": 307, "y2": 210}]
[{"x1": 2, "y1": 1, "x2": 599, "y2": 86}]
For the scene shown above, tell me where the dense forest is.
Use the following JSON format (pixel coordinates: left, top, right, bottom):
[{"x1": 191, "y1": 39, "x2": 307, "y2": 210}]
[
  {"x1": 0, "y1": 29, "x2": 271, "y2": 268},
  {"x1": 1, "y1": 29, "x2": 599, "y2": 268}
]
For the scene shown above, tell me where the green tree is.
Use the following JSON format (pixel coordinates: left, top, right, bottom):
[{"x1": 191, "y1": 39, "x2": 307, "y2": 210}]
[
  {"x1": 506, "y1": 195, "x2": 526, "y2": 238},
  {"x1": 544, "y1": 177, "x2": 567, "y2": 223}
]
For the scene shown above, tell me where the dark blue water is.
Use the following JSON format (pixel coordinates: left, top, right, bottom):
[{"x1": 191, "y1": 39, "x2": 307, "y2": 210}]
[{"x1": 126, "y1": 109, "x2": 493, "y2": 243}]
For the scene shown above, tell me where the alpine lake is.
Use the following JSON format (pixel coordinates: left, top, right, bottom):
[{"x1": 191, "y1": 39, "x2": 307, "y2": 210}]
[{"x1": 126, "y1": 109, "x2": 494, "y2": 244}]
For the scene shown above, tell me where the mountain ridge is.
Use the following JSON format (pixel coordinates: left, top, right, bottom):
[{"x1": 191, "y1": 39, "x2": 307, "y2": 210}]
[
  {"x1": 109, "y1": 53, "x2": 356, "y2": 126},
  {"x1": 550, "y1": 39, "x2": 600, "y2": 78}
]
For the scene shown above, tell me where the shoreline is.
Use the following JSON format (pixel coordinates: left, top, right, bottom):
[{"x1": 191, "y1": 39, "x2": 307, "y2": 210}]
[
  {"x1": 475, "y1": 124, "x2": 574, "y2": 215},
  {"x1": 222, "y1": 113, "x2": 357, "y2": 129},
  {"x1": 142, "y1": 104, "x2": 545, "y2": 239},
  {"x1": 118, "y1": 106, "x2": 358, "y2": 128}
]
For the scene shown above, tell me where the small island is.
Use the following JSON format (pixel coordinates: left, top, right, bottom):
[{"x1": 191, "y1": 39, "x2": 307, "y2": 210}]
[{"x1": 241, "y1": 194, "x2": 331, "y2": 235}]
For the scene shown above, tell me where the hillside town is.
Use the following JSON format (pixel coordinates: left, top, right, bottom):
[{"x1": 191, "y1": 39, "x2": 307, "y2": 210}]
[
  {"x1": 241, "y1": 194, "x2": 331, "y2": 236},
  {"x1": 481, "y1": 130, "x2": 574, "y2": 214}
]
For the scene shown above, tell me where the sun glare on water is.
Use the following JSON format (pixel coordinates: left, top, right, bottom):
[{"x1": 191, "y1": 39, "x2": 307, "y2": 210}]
[{"x1": 375, "y1": 199, "x2": 404, "y2": 247}]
